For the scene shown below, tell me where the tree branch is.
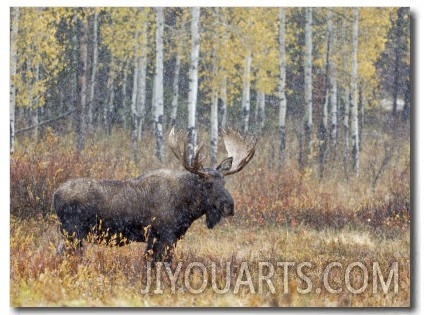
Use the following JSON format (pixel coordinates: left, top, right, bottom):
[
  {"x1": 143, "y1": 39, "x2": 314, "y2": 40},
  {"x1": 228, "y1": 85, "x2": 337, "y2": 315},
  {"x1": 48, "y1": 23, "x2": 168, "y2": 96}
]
[{"x1": 15, "y1": 109, "x2": 76, "y2": 135}]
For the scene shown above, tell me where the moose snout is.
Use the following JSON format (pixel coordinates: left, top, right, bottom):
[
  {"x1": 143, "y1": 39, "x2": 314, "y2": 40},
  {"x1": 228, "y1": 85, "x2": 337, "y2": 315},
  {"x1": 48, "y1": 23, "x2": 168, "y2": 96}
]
[{"x1": 223, "y1": 199, "x2": 234, "y2": 217}]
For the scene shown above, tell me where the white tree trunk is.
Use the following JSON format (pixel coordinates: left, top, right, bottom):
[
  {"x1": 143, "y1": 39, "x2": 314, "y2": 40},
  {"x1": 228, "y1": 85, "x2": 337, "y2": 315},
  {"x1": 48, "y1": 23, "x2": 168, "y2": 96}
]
[
  {"x1": 136, "y1": 60, "x2": 146, "y2": 140},
  {"x1": 343, "y1": 87, "x2": 350, "y2": 157},
  {"x1": 319, "y1": 89, "x2": 328, "y2": 177},
  {"x1": 322, "y1": 12, "x2": 330, "y2": 134},
  {"x1": 130, "y1": 13, "x2": 148, "y2": 159},
  {"x1": 187, "y1": 7, "x2": 200, "y2": 163},
  {"x1": 77, "y1": 16, "x2": 88, "y2": 152},
  {"x1": 10, "y1": 7, "x2": 19, "y2": 153},
  {"x1": 71, "y1": 15, "x2": 78, "y2": 113},
  {"x1": 33, "y1": 63, "x2": 40, "y2": 139},
  {"x1": 342, "y1": 16, "x2": 350, "y2": 162},
  {"x1": 242, "y1": 52, "x2": 252, "y2": 134},
  {"x1": 359, "y1": 88, "x2": 364, "y2": 144},
  {"x1": 257, "y1": 90, "x2": 265, "y2": 132},
  {"x1": 278, "y1": 8, "x2": 287, "y2": 163},
  {"x1": 31, "y1": 108, "x2": 39, "y2": 139},
  {"x1": 131, "y1": 30, "x2": 140, "y2": 161},
  {"x1": 153, "y1": 7, "x2": 165, "y2": 161},
  {"x1": 106, "y1": 57, "x2": 115, "y2": 134},
  {"x1": 88, "y1": 9, "x2": 98, "y2": 127},
  {"x1": 210, "y1": 92, "x2": 218, "y2": 165},
  {"x1": 170, "y1": 48, "x2": 181, "y2": 127},
  {"x1": 351, "y1": 8, "x2": 360, "y2": 175},
  {"x1": 328, "y1": 10, "x2": 338, "y2": 146},
  {"x1": 121, "y1": 61, "x2": 129, "y2": 128},
  {"x1": 218, "y1": 8, "x2": 228, "y2": 131},
  {"x1": 131, "y1": 66, "x2": 139, "y2": 160},
  {"x1": 131, "y1": 34, "x2": 139, "y2": 123},
  {"x1": 322, "y1": 90, "x2": 328, "y2": 130},
  {"x1": 304, "y1": 7, "x2": 313, "y2": 154},
  {"x1": 254, "y1": 92, "x2": 259, "y2": 123},
  {"x1": 330, "y1": 80, "x2": 338, "y2": 146},
  {"x1": 210, "y1": 18, "x2": 219, "y2": 165},
  {"x1": 25, "y1": 59, "x2": 33, "y2": 128},
  {"x1": 219, "y1": 76, "x2": 227, "y2": 130},
  {"x1": 319, "y1": 9, "x2": 333, "y2": 176},
  {"x1": 137, "y1": 20, "x2": 148, "y2": 141}
]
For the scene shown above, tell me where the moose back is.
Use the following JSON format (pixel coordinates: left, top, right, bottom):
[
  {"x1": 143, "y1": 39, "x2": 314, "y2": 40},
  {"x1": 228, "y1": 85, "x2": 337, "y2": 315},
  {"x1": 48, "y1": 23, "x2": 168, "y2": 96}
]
[{"x1": 53, "y1": 130, "x2": 255, "y2": 262}]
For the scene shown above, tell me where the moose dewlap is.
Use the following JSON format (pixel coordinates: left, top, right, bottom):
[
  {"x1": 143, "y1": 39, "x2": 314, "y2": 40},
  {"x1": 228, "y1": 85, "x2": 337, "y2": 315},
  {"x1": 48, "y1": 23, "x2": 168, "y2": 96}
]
[{"x1": 53, "y1": 129, "x2": 255, "y2": 262}]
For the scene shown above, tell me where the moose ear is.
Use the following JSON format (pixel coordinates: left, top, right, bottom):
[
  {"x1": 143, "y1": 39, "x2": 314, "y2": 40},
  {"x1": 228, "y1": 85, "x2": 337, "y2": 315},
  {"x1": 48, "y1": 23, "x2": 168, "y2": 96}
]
[{"x1": 216, "y1": 157, "x2": 233, "y2": 172}]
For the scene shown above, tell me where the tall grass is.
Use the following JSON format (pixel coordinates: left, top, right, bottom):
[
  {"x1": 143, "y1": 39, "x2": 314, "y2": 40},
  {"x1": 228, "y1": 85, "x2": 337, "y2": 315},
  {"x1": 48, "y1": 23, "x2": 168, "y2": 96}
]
[{"x1": 10, "y1": 124, "x2": 410, "y2": 306}]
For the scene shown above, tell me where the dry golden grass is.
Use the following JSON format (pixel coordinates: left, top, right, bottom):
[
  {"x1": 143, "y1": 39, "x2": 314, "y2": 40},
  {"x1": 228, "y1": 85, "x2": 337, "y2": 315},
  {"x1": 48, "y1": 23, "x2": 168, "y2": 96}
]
[
  {"x1": 10, "y1": 126, "x2": 410, "y2": 307},
  {"x1": 10, "y1": 216, "x2": 409, "y2": 307}
]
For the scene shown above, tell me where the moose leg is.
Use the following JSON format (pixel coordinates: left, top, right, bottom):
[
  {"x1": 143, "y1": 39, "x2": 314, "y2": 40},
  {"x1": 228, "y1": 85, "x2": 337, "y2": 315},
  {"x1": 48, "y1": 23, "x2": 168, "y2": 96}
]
[
  {"x1": 56, "y1": 202, "x2": 92, "y2": 254},
  {"x1": 145, "y1": 233, "x2": 155, "y2": 259},
  {"x1": 152, "y1": 240, "x2": 166, "y2": 262},
  {"x1": 58, "y1": 224, "x2": 87, "y2": 255},
  {"x1": 152, "y1": 236, "x2": 176, "y2": 263}
]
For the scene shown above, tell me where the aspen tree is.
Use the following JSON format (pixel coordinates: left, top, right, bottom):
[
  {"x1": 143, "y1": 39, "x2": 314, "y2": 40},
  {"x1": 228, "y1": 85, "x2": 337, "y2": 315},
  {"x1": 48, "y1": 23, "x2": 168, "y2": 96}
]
[
  {"x1": 153, "y1": 7, "x2": 165, "y2": 161},
  {"x1": 10, "y1": 7, "x2": 20, "y2": 153},
  {"x1": 187, "y1": 7, "x2": 200, "y2": 163},
  {"x1": 351, "y1": 8, "x2": 360, "y2": 174},
  {"x1": 278, "y1": 8, "x2": 287, "y2": 163}
]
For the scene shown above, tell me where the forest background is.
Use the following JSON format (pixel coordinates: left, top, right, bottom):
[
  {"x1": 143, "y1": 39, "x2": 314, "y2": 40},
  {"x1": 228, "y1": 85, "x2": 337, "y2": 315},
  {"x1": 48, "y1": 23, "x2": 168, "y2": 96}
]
[{"x1": 5, "y1": 4, "x2": 417, "y2": 308}]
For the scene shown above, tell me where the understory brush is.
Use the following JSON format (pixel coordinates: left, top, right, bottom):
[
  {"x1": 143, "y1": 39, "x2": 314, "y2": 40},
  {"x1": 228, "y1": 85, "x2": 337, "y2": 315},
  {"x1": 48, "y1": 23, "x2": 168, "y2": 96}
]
[
  {"x1": 10, "y1": 126, "x2": 410, "y2": 306},
  {"x1": 10, "y1": 216, "x2": 410, "y2": 307}
]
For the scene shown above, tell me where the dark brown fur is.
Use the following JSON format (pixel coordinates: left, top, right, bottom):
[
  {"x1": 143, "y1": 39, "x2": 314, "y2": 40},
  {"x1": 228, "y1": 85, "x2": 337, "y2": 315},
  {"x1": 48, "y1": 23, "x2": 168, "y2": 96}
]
[{"x1": 53, "y1": 167, "x2": 234, "y2": 262}]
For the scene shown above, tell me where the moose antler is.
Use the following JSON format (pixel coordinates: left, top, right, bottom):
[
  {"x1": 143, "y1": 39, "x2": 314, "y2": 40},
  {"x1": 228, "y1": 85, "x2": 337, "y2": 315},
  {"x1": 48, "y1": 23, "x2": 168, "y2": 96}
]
[
  {"x1": 221, "y1": 130, "x2": 256, "y2": 176},
  {"x1": 169, "y1": 127, "x2": 209, "y2": 178}
]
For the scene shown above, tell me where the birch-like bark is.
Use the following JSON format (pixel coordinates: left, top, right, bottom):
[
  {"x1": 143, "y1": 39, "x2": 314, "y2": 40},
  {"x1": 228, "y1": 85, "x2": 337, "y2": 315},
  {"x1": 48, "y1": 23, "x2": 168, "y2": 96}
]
[
  {"x1": 88, "y1": 9, "x2": 98, "y2": 127},
  {"x1": 392, "y1": 9, "x2": 402, "y2": 117},
  {"x1": 242, "y1": 52, "x2": 252, "y2": 135},
  {"x1": 351, "y1": 8, "x2": 360, "y2": 175},
  {"x1": 10, "y1": 7, "x2": 20, "y2": 153},
  {"x1": 106, "y1": 57, "x2": 115, "y2": 134},
  {"x1": 131, "y1": 69, "x2": 139, "y2": 159},
  {"x1": 219, "y1": 76, "x2": 227, "y2": 130},
  {"x1": 187, "y1": 7, "x2": 200, "y2": 163},
  {"x1": 136, "y1": 57, "x2": 147, "y2": 140},
  {"x1": 278, "y1": 7, "x2": 287, "y2": 163},
  {"x1": 71, "y1": 15, "x2": 78, "y2": 114},
  {"x1": 170, "y1": 47, "x2": 181, "y2": 128},
  {"x1": 257, "y1": 90, "x2": 265, "y2": 133},
  {"x1": 328, "y1": 11, "x2": 338, "y2": 146},
  {"x1": 319, "y1": 89, "x2": 328, "y2": 177},
  {"x1": 341, "y1": 17, "x2": 350, "y2": 165},
  {"x1": 131, "y1": 15, "x2": 148, "y2": 161},
  {"x1": 210, "y1": 17, "x2": 219, "y2": 165},
  {"x1": 254, "y1": 92, "x2": 259, "y2": 123},
  {"x1": 330, "y1": 83, "x2": 338, "y2": 141},
  {"x1": 33, "y1": 63, "x2": 40, "y2": 139},
  {"x1": 343, "y1": 87, "x2": 350, "y2": 164},
  {"x1": 211, "y1": 93, "x2": 218, "y2": 165},
  {"x1": 131, "y1": 33, "x2": 139, "y2": 123},
  {"x1": 153, "y1": 7, "x2": 164, "y2": 161},
  {"x1": 322, "y1": 92, "x2": 328, "y2": 132},
  {"x1": 121, "y1": 61, "x2": 129, "y2": 129},
  {"x1": 137, "y1": 20, "x2": 148, "y2": 141},
  {"x1": 304, "y1": 7, "x2": 313, "y2": 155},
  {"x1": 319, "y1": 9, "x2": 333, "y2": 177},
  {"x1": 77, "y1": 15, "x2": 88, "y2": 152},
  {"x1": 218, "y1": 10, "x2": 228, "y2": 131},
  {"x1": 359, "y1": 87, "x2": 364, "y2": 147},
  {"x1": 131, "y1": 30, "x2": 140, "y2": 161}
]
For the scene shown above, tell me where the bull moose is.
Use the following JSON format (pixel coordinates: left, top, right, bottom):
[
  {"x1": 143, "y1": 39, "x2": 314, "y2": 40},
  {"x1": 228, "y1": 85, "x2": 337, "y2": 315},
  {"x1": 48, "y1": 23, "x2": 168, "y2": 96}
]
[{"x1": 53, "y1": 129, "x2": 255, "y2": 262}]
